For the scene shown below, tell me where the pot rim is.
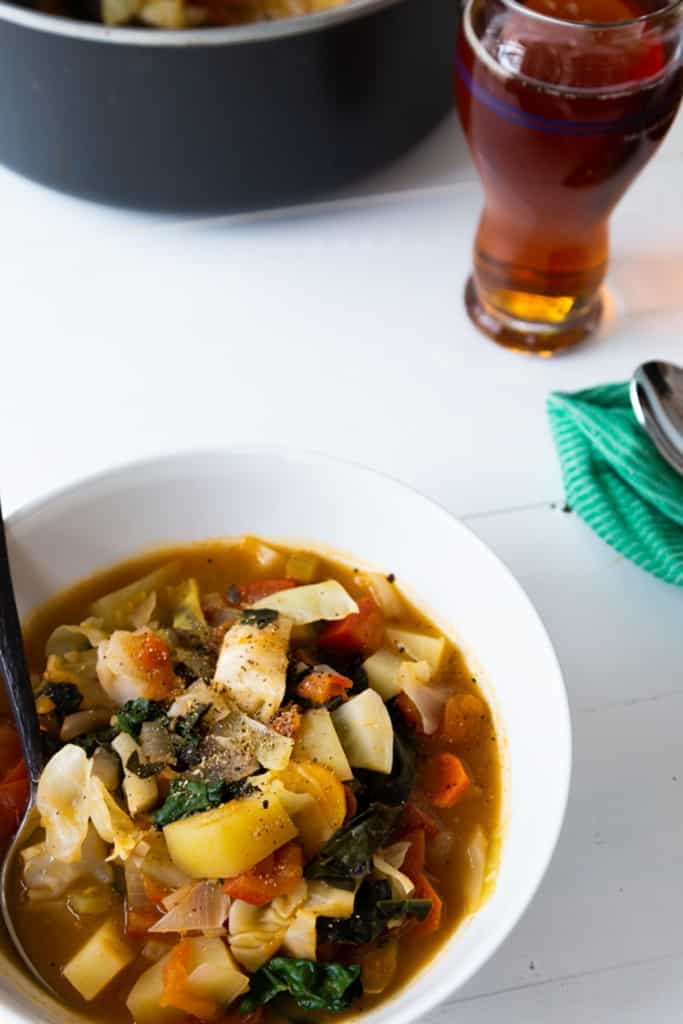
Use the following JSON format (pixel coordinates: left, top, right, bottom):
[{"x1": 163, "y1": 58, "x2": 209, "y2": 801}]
[{"x1": 0, "y1": 0, "x2": 401, "y2": 45}]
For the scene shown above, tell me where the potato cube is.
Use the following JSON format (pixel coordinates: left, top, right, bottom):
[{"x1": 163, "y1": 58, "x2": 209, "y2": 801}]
[
  {"x1": 164, "y1": 793, "x2": 297, "y2": 878},
  {"x1": 126, "y1": 952, "x2": 185, "y2": 1024},
  {"x1": 294, "y1": 709, "x2": 353, "y2": 781},
  {"x1": 63, "y1": 916, "x2": 134, "y2": 1001},
  {"x1": 386, "y1": 627, "x2": 445, "y2": 672},
  {"x1": 184, "y1": 936, "x2": 249, "y2": 1006},
  {"x1": 112, "y1": 732, "x2": 159, "y2": 817}
]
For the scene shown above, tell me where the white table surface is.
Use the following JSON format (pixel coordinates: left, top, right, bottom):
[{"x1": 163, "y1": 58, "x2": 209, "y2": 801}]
[{"x1": 1, "y1": 102, "x2": 682, "y2": 1023}]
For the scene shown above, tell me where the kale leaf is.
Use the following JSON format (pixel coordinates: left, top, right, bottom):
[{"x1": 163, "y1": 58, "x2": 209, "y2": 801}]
[
  {"x1": 71, "y1": 726, "x2": 117, "y2": 756},
  {"x1": 239, "y1": 957, "x2": 362, "y2": 1014},
  {"x1": 153, "y1": 777, "x2": 257, "y2": 828},
  {"x1": 317, "y1": 878, "x2": 431, "y2": 946},
  {"x1": 117, "y1": 699, "x2": 166, "y2": 737},
  {"x1": 304, "y1": 803, "x2": 402, "y2": 888},
  {"x1": 240, "y1": 608, "x2": 279, "y2": 629},
  {"x1": 354, "y1": 727, "x2": 416, "y2": 809},
  {"x1": 42, "y1": 682, "x2": 83, "y2": 720},
  {"x1": 171, "y1": 703, "x2": 210, "y2": 771}
]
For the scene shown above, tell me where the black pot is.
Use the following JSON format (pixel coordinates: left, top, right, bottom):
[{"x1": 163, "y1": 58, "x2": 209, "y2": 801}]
[{"x1": 0, "y1": 0, "x2": 459, "y2": 212}]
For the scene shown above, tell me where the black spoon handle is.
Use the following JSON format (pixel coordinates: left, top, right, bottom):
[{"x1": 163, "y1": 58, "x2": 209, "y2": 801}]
[{"x1": 0, "y1": 501, "x2": 43, "y2": 787}]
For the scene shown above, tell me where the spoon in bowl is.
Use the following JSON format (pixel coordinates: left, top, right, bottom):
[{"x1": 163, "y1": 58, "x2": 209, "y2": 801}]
[
  {"x1": 0, "y1": 499, "x2": 54, "y2": 993},
  {"x1": 630, "y1": 360, "x2": 683, "y2": 476}
]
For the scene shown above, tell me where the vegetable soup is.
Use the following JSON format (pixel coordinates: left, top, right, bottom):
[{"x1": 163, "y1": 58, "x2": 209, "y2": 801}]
[{"x1": 0, "y1": 537, "x2": 502, "y2": 1024}]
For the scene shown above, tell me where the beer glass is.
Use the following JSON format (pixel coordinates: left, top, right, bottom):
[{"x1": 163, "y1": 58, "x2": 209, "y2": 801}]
[{"x1": 456, "y1": 0, "x2": 683, "y2": 354}]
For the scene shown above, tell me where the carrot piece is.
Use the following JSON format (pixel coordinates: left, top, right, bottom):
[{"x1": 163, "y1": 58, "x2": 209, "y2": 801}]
[
  {"x1": 0, "y1": 722, "x2": 23, "y2": 777},
  {"x1": 240, "y1": 578, "x2": 298, "y2": 605},
  {"x1": 161, "y1": 939, "x2": 217, "y2": 1020},
  {"x1": 134, "y1": 632, "x2": 176, "y2": 699},
  {"x1": 401, "y1": 828, "x2": 426, "y2": 883},
  {"x1": 423, "y1": 753, "x2": 471, "y2": 809},
  {"x1": 411, "y1": 874, "x2": 443, "y2": 937},
  {"x1": 223, "y1": 842, "x2": 303, "y2": 906},
  {"x1": 440, "y1": 693, "x2": 486, "y2": 746},
  {"x1": 142, "y1": 874, "x2": 171, "y2": 907},
  {"x1": 318, "y1": 596, "x2": 385, "y2": 656},
  {"x1": 395, "y1": 691, "x2": 424, "y2": 734},
  {"x1": 402, "y1": 802, "x2": 441, "y2": 839},
  {"x1": 296, "y1": 670, "x2": 353, "y2": 705},
  {"x1": 125, "y1": 906, "x2": 163, "y2": 937},
  {"x1": 270, "y1": 704, "x2": 302, "y2": 738}
]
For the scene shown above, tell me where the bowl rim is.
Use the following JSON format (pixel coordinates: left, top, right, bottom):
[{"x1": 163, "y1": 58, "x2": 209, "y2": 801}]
[
  {"x1": 4, "y1": 446, "x2": 572, "y2": 1023},
  {"x1": 0, "y1": 0, "x2": 402, "y2": 47}
]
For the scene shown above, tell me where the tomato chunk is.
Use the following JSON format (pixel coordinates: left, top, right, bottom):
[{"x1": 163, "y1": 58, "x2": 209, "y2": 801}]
[
  {"x1": 223, "y1": 842, "x2": 303, "y2": 906},
  {"x1": 296, "y1": 670, "x2": 353, "y2": 705},
  {"x1": 318, "y1": 596, "x2": 384, "y2": 656},
  {"x1": 239, "y1": 578, "x2": 298, "y2": 605}
]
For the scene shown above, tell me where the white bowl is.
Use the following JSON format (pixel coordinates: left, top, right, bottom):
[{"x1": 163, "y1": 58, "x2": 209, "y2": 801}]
[{"x1": 1, "y1": 449, "x2": 571, "y2": 1024}]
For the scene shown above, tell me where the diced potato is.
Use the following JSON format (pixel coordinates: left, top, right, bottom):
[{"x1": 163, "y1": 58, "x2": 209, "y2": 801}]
[
  {"x1": 332, "y1": 690, "x2": 394, "y2": 774},
  {"x1": 264, "y1": 762, "x2": 346, "y2": 857},
  {"x1": 294, "y1": 709, "x2": 353, "y2": 781},
  {"x1": 363, "y1": 648, "x2": 404, "y2": 700},
  {"x1": 164, "y1": 794, "x2": 297, "y2": 878},
  {"x1": 63, "y1": 916, "x2": 134, "y2": 1001},
  {"x1": 184, "y1": 936, "x2": 250, "y2": 1007},
  {"x1": 285, "y1": 551, "x2": 319, "y2": 583},
  {"x1": 112, "y1": 732, "x2": 159, "y2": 817},
  {"x1": 241, "y1": 536, "x2": 283, "y2": 570},
  {"x1": 386, "y1": 627, "x2": 446, "y2": 672},
  {"x1": 126, "y1": 952, "x2": 185, "y2": 1024},
  {"x1": 355, "y1": 572, "x2": 404, "y2": 619}
]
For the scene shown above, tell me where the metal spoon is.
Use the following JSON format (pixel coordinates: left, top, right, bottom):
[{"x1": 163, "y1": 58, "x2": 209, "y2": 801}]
[
  {"x1": 0, "y1": 499, "x2": 52, "y2": 993},
  {"x1": 630, "y1": 360, "x2": 683, "y2": 476}
]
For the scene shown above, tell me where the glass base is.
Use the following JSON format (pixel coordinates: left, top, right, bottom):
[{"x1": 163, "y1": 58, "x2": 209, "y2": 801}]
[{"x1": 465, "y1": 276, "x2": 603, "y2": 356}]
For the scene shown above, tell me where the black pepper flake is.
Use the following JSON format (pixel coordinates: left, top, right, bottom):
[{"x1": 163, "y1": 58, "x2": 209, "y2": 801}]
[
  {"x1": 262, "y1": 799, "x2": 269, "y2": 809},
  {"x1": 386, "y1": 573, "x2": 396, "y2": 583}
]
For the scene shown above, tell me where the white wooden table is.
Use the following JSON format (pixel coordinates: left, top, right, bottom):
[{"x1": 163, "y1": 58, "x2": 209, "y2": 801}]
[{"x1": 1, "y1": 105, "x2": 682, "y2": 1023}]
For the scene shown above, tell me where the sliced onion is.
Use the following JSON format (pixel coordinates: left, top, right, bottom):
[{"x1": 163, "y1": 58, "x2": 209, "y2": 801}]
[
  {"x1": 60, "y1": 708, "x2": 113, "y2": 742},
  {"x1": 400, "y1": 676, "x2": 449, "y2": 735},
  {"x1": 124, "y1": 855, "x2": 152, "y2": 912},
  {"x1": 463, "y1": 826, "x2": 488, "y2": 914},
  {"x1": 149, "y1": 880, "x2": 230, "y2": 934},
  {"x1": 139, "y1": 720, "x2": 173, "y2": 763}
]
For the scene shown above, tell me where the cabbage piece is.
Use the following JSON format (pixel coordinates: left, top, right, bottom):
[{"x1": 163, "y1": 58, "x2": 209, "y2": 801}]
[
  {"x1": 463, "y1": 826, "x2": 489, "y2": 914},
  {"x1": 354, "y1": 573, "x2": 404, "y2": 620},
  {"x1": 149, "y1": 880, "x2": 230, "y2": 934},
  {"x1": 250, "y1": 580, "x2": 358, "y2": 625},
  {"x1": 46, "y1": 619, "x2": 108, "y2": 657},
  {"x1": 22, "y1": 828, "x2": 113, "y2": 902},
  {"x1": 304, "y1": 881, "x2": 356, "y2": 918},
  {"x1": 293, "y1": 709, "x2": 352, "y2": 781},
  {"x1": 362, "y1": 649, "x2": 404, "y2": 701},
  {"x1": 386, "y1": 628, "x2": 446, "y2": 673},
  {"x1": 139, "y1": 832, "x2": 191, "y2": 891},
  {"x1": 213, "y1": 617, "x2": 291, "y2": 723},
  {"x1": 282, "y1": 909, "x2": 317, "y2": 960},
  {"x1": 400, "y1": 665, "x2": 449, "y2": 736},
  {"x1": 37, "y1": 744, "x2": 92, "y2": 863},
  {"x1": 96, "y1": 629, "x2": 173, "y2": 706},
  {"x1": 372, "y1": 846, "x2": 415, "y2": 899},
  {"x1": 90, "y1": 563, "x2": 178, "y2": 631},
  {"x1": 228, "y1": 881, "x2": 308, "y2": 972},
  {"x1": 168, "y1": 680, "x2": 231, "y2": 722},
  {"x1": 44, "y1": 651, "x2": 113, "y2": 710},
  {"x1": 169, "y1": 579, "x2": 207, "y2": 633},
  {"x1": 88, "y1": 776, "x2": 141, "y2": 861}
]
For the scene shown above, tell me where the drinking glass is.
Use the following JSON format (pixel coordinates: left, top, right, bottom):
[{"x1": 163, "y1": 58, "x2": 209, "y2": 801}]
[{"x1": 455, "y1": 0, "x2": 683, "y2": 355}]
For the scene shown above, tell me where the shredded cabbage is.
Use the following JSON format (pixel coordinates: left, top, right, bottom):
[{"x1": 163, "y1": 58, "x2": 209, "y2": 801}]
[
  {"x1": 22, "y1": 828, "x2": 112, "y2": 901},
  {"x1": 90, "y1": 563, "x2": 178, "y2": 631},
  {"x1": 88, "y1": 776, "x2": 141, "y2": 861},
  {"x1": 213, "y1": 617, "x2": 291, "y2": 723},
  {"x1": 37, "y1": 744, "x2": 92, "y2": 863}
]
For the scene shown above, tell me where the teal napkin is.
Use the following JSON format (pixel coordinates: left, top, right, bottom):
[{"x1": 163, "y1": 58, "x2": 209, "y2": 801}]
[{"x1": 547, "y1": 383, "x2": 683, "y2": 586}]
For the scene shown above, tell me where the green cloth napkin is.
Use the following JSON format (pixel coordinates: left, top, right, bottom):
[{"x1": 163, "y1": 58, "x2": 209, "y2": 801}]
[{"x1": 547, "y1": 382, "x2": 683, "y2": 586}]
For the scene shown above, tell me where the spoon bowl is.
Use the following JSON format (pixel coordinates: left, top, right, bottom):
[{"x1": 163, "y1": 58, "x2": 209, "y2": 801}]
[
  {"x1": 0, "y1": 501, "x2": 54, "y2": 995},
  {"x1": 630, "y1": 360, "x2": 683, "y2": 476}
]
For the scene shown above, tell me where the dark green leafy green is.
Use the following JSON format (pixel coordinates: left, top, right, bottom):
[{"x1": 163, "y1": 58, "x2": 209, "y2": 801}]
[
  {"x1": 239, "y1": 957, "x2": 362, "y2": 1014},
  {"x1": 153, "y1": 777, "x2": 257, "y2": 828},
  {"x1": 304, "y1": 803, "x2": 402, "y2": 888},
  {"x1": 354, "y1": 728, "x2": 416, "y2": 809},
  {"x1": 41, "y1": 682, "x2": 82, "y2": 720},
  {"x1": 240, "y1": 608, "x2": 279, "y2": 628},
  {"x1": 117, "y1": 699, "x2": 166, "y2": 737},
  {"x1": 170, "y1": 703, "x2": 211, "y2": 771},
  {"x1": 126, "y1": 751, "x2": 165, "y2": 778},
  {"x1": 317, "y1": 879, "x2": 431, "y2": 946}
]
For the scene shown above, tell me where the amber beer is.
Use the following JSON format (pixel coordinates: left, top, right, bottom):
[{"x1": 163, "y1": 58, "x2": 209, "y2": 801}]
[{"x1": 455, "y1": 0, "x2": 683, "y2": 354}]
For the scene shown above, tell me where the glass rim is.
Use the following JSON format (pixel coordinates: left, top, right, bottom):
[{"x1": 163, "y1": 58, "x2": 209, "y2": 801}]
[{"x1": 487, "y1": 0, "x2": 683, "y2": 31}]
